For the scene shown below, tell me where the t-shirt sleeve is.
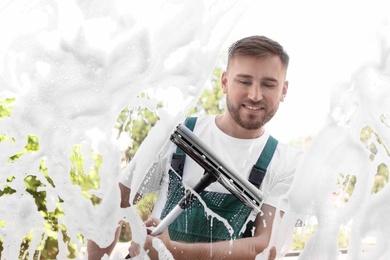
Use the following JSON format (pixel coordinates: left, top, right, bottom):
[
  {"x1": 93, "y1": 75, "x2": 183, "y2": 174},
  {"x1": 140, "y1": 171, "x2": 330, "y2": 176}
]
[
  {"x1": 119, "y1": 143, "x2": 176, "y2": 195},
  {"x1": 261, "y1": 145, "x2": 303, "y2": 213}
]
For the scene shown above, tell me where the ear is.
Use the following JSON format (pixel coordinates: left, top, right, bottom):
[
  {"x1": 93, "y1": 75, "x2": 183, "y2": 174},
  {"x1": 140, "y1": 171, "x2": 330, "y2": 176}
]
[
  {"x1": 221, "y1": 71, "x2": 228, "y2": 94},
  {"x1": 280, "y1": 80, "x2": 288, "y2": 102}
]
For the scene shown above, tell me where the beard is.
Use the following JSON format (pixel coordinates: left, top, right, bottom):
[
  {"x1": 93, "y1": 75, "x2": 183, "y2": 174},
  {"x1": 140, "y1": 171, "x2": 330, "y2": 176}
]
[{"x1": 225, "y1": 94, "x2": 275, "y2": 130}]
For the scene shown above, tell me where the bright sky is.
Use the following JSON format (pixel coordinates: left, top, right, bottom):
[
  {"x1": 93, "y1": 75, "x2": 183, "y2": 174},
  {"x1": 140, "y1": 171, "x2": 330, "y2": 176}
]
[{"x1": 221, "y1": 0, "x2": 389, "y2": 143}]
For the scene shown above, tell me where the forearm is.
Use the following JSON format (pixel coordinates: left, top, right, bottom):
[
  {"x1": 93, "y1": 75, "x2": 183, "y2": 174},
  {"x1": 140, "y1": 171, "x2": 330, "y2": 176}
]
[
  {"x1": 87, "y1": 183, "x2": 132, "y2": 259},
  {"x1": 166, "y1": 236, "x2": 270, "y2": 260},
  {"x1": 144, "y1": 204, "x2": 278, "y2": 259},
  {"x1": 87, "y1": 226, "x2": 121, "y2": 260}
]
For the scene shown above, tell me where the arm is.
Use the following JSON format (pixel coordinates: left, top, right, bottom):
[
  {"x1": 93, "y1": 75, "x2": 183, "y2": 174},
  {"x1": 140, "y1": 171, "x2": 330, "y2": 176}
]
[
  {"x1": 87, "y1": 182, "x2": 141, "y2": 259},
  {"x1": 143, "y1": 203, "x2": 278, "y2": 260},
  {"x1": 87, "y1": 226, "x2": 121, "y2": 260}
]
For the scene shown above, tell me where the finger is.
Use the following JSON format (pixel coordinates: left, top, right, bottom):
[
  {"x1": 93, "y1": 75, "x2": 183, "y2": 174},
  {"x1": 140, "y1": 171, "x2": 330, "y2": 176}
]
[
  {"x1": 145, "y1": 217, "x2": 161, "y2": 227},
  {"x1": 128, "y1": 241, "x2": 141, "y2": 258}
]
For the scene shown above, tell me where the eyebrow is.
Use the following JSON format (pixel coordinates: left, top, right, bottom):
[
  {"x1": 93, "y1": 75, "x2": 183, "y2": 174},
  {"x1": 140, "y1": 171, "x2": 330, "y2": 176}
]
[{"x1": 236, "y1": 73, "x2": 253, "y2": 79}]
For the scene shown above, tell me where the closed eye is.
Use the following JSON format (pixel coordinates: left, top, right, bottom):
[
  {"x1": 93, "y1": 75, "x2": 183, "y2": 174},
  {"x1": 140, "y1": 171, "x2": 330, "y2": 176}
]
[
  {"x1": 239, "y1": 80, "x2": 252, "y2": 86},
  {"x1": 262, "y1": 83, "x2": 276, "y2": 88},
  {"x1": 262, "y1": 77, "x2": 279, "y2": 88}
]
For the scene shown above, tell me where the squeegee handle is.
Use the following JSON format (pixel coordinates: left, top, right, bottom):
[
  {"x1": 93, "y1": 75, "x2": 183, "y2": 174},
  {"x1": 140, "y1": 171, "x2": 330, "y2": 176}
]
[
  {"x1": 125, "y1": 172, "x2": 216, "y2": 259},
  {"x1": 152, "y1": 171, "x2": 217, "y2": 235}
]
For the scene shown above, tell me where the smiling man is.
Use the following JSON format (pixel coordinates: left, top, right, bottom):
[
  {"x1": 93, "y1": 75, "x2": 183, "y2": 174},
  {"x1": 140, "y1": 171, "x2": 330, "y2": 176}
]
[
  {"x1": 88, "y1": 36, "x2": 302, "y2": 260},
  {"x1": 125, "y1": 35, "x2": 301, "y2": 259},
  {"x1": 219, "y1": 44, "x2": 288, "y2": 138}
]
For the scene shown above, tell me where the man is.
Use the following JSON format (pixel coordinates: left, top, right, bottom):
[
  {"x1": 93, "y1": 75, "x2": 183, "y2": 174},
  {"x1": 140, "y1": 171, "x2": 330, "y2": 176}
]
[{"x1": 88, "y1": 35, "x2": 301, "y2": 259}]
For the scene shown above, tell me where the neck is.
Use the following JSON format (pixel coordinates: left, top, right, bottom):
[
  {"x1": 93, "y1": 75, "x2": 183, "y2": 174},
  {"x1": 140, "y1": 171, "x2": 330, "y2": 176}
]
[{"x1": 215, "y1": 113, "x2": 265, "y2": 139}]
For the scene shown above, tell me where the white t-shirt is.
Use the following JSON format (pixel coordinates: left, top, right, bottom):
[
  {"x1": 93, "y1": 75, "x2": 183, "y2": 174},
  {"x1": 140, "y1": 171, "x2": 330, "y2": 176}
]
[{"x1": 147, "y1": 115, "x2": 302, "y2": 216}]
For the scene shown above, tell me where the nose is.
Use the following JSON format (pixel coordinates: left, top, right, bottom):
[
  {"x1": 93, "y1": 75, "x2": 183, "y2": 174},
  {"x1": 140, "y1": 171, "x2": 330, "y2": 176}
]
[{"x1": 248, "y1": 85, "x2": 262, "y2": 102}]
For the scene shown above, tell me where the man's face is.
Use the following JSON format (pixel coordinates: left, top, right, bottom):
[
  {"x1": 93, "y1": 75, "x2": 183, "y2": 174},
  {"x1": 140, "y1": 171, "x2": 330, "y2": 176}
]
[{"x1": 221, "y1": 55, "x2": 288, "y2": 131}]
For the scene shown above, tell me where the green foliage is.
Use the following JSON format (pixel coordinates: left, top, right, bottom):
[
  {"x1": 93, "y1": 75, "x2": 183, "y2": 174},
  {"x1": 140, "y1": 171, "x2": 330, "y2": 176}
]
[
  {"x1": 70, "y1": 144, "x2": 102, "y2": 205},
  {"x1": 128, "y1": 108, "x2": 160, "y2": 160},
  {"x1": 337, "y1": 225, "x2": 350, "y2": 249},
  {"x1": 0, "y1": 96, "x2": 15, "y2": 120},
  {"x1": 0, "y1": 176, "x2": 16, "y2": 196},
  {"x1": 136, "y1": 192, "x2": 158, "y2": 221},
  {"x1": 361, "y1": 125, "x2": 390, "y2": 160},
  {"x1": 4, "y1": 68, "x2": 390, "y2": 257},
  {"x1": 114, "y1": 103, "x2": 161, "y2": 241},
  {"x1": 2, "y1": 134, "x2": 68, "y2": 258},
  {"x1": 8, "y1": 135, "x2": 40, "y2": 161},
  {"x1": 0, "y1": 122, "x2": 92, "y2": 258},
  {"x1": 189, "y1": 67, "x2": 225, "y2": 116},
  {"x1": 116, "y1": 104, "x2": 161, "y2": 163},
  {"x1": 291, "y1": 124, "x2": 390, "y2": 252},
  {"x1": 118, "y1": 192, "x2": 158, "y2": 242},
  {"x1": 23, "y1": 170, "x2": 78, "y2": 259},
  {"x1": 371, "y1": 163, "x2": 389, "y2": 194},
  {"x1": 292, "y1": 223, "x2": 351, "y2": 251},
  {"x1": 292, "y1": 224, "x2": 317, "y2": 251},
  {"x1": 336, "y1": 173, "x2": 357, "y2": 204},
  {"x1": 360, "y1": 125, "x2": 389, "y2": 194}
]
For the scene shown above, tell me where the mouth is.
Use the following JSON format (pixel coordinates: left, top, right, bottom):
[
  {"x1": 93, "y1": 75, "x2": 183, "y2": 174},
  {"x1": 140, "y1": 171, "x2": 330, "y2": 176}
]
[{"x1": 243, "y1": 104, "x2": 264, "y2": 111}]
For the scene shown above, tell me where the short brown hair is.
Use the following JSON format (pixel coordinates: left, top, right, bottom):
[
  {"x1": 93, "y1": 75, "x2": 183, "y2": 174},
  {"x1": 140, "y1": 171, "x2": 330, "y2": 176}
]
[{"x1": 227, "y1": 35, "x2": 289, "y2": 68}]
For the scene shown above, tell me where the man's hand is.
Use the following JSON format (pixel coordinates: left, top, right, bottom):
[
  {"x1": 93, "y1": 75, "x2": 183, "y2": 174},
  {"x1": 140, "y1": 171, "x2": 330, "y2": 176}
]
[
  {"x1": 127, "y1": 217, "x2": 172, "y2": 259},
  {"x1": 127, "y1": 240, "x2": 141, "y2": 258},
  {"x1": 87, "y1": 225, "x2": 121, "y2": 260},
  {"x1": 128, "y1": 204, "x2": 279, "y2": 259}
]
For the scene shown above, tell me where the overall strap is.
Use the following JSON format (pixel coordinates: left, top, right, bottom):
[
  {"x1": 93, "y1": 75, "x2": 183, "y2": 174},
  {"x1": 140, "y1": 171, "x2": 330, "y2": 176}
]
[
  {"x1": 242, "y1": 136, "x2": 278, "y2": 238},
  {"x1": 248, "y1": 136, "x2": 278, "y2": 188},
  {"x1": 170, "y1": 117, "x2": 197, "y2": 177}
]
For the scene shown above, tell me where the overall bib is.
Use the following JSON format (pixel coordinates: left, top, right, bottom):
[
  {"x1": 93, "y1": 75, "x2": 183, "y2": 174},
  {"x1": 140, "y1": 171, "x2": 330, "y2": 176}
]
[{"x1": 160, "y1": 117, "x2": 278, "y2": 243}]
